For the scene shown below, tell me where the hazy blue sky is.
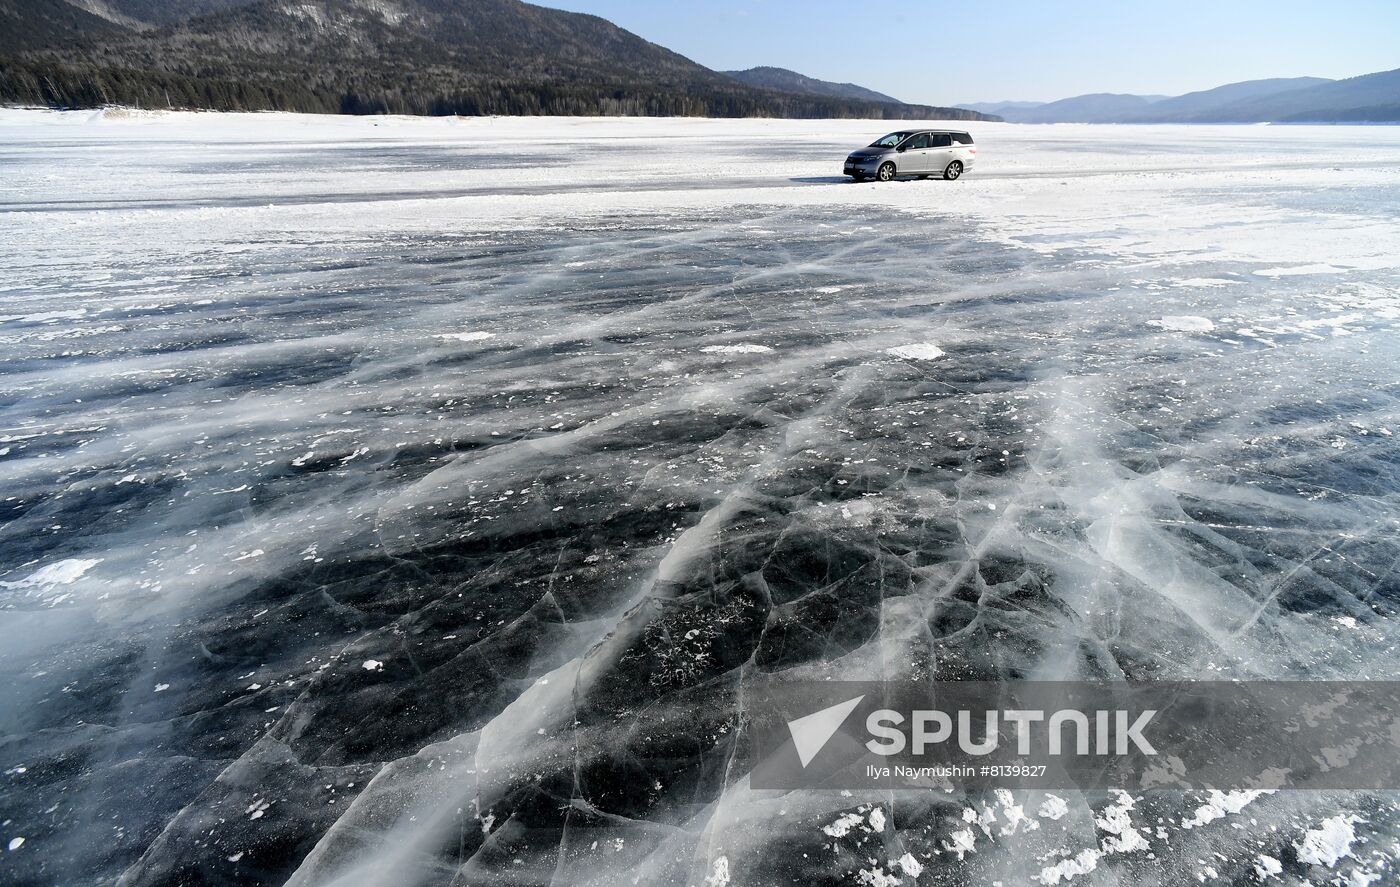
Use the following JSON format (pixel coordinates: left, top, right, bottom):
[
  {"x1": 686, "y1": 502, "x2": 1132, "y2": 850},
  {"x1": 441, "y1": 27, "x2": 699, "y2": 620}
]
[{"x1": 538, "y1": 1, "x2": 1399, "y2": 105}]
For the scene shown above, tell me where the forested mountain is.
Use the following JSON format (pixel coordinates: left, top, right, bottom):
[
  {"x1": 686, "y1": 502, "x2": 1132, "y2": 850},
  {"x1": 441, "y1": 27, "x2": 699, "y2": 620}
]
[
  {"x1": 72, "y1": 0, "x2": 259, "y2": 26},
  {"x1": 723, "y1": 66, "x2": 901, "y2": 104},
  {"x1": 0, "y1": 0, "x2": 122, "y2": 53},
  {"x1": 0, "y1": 0, "x2": 995, "y2": 119}
]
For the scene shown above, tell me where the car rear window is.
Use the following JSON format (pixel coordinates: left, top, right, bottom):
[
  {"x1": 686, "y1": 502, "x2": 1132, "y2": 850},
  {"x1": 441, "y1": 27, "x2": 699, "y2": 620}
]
[{"x1": 952, "y1": 132, "x2": 974, "y2": 145}]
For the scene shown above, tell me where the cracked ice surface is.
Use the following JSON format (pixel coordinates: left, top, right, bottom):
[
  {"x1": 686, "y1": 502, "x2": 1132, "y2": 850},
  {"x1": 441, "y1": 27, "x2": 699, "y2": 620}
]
[{"x1": 2, "y1": 111, "x2": 1400, "y2": 886}]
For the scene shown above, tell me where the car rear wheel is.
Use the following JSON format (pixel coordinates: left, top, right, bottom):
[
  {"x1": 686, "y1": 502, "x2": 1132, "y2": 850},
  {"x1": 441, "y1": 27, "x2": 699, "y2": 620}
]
[
  {"x1": 943, "y1": 161, "x2": 963, "y2": 180},
  {"x1": 877, "y1": 162, "x2": 896, "y2": 182}
]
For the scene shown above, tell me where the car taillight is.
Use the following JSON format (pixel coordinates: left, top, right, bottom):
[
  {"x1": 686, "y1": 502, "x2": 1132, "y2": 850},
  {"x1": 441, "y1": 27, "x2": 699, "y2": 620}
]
[{"x1": 969, "y1": 148, "x2": 977, "y2": 153}]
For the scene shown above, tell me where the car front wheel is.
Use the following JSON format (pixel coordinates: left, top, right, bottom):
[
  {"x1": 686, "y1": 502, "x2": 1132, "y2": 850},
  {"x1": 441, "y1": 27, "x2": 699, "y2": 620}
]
[
  {"x1": 877, "y1": 162, "x2": 896, "y2": 182},
  {"x1": 943, "y1": 160, "x2": 963, "y2": 180}
]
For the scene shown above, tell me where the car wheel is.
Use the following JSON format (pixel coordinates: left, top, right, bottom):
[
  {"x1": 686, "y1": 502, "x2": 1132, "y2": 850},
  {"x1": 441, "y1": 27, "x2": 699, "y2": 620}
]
[
  {"x1": 943, "y1": 161, "x2": 963, "y2": 180},
  {"x1": 877, "y1": 162, "x2": 896, "y2": 182}
]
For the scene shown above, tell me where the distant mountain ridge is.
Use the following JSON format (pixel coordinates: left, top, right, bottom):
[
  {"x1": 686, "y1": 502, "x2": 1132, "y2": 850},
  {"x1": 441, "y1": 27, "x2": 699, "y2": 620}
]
[
  {"x1": 0, "y1": 0, "x2": 994, "y2": 120},
  {"x1": 956, "y1": 100, "x2": 1046, "y2": 116},
  {"x1": 1004, "y1": 93, "x2": 1167, "y2": 124},
  {"x1": 958, "y1": 71, "x2": 1400, "y2": 123},
  {"x1": 1139, "y1": 77, "x2": 1332, "y2": 120},
  {"x1": 1196, "y1": 69, "x2": 1400, "y2": 122},
  {"x1": 723, "y1": 66, "x2": 901, "y2": 104}
]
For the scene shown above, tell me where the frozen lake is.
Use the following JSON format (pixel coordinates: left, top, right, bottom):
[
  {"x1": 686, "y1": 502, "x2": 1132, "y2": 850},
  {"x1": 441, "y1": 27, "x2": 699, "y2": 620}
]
[{"x1": 2, "y1": 110, "x2": 1400, "y2": 886}]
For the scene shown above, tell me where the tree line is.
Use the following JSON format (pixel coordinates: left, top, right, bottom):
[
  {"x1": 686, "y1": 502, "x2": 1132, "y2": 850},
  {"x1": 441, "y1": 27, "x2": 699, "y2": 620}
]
[{"x1": 0, "y1": 57, "x2": 989, "y2": 120}]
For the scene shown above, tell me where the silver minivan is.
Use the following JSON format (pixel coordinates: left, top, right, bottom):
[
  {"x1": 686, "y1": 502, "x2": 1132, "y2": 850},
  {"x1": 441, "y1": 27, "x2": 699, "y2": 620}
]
[{"x1": 844, "y1": 130, "x2": 977, "y2": 182}]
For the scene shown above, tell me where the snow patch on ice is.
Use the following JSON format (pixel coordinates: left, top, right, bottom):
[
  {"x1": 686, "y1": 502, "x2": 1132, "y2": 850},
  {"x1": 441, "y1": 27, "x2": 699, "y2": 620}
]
[
  {"x1": 943, "y1": 827, "x2": 977, "y2": 860},
  {"x1": 1, "y1": 558, "x2": 102, "y2": 590},
  {"x1": 1156, "y1": 315, "x2": 1215, "y2": 332},
  {"x1": 1037, "y1": 791, "x2": 1147, "y2": 884},
  {"x1": 855, "y1": 868, "x2": 900, "y2": 887},
  {"x1": 1172, "y1": 278, "x2": 1236, "y2": 287},
  {"x1": 1294, "y1": 814, "x2": 1362, "y2": 868},
  {"x1": 1254, "y1": 855, "x2": 1283, "y2": 880},
  {"x1": 823, "y1": 811, "x2": 864, "y2": 838},
  {"x1": 896, "y1": 853, "x2": 923, "y2": 878},
  {"x1": 702, "y1": 856, "x2": 730, "y2": 887},
  {"x1": 700, "y1": 344, "x2": 772, "y2": 354},
  {"x1": 1254, "y1": 264, "x2": 1350, "y2": 277},
  {"x1": 0, "y1": 308, "x2": 87, "y2": 323},
  {"x1": 1095, "y1": 791, "x2": 1149, "y2": 855},
  {"x1": 885, "y1": 343, "x2": 945, "y2": 360},
  {"x1": 995, "y1": 788, "x2": 1038, "y2": 835},
  {"x1": 867, "y1": 807, "x2": 886, "y2": 833},
  {"x1": 1038, "y1": 794, "x2": 1070, "y2": 821},
  {"x1": 839, "y1": 500, "x2": 877, "y2": 526},
  {"x1": 1037, "y1": 849, "x2": 1100, "y2": 885},
  {"x1": 437, "y1": 331, "x2": 495, "y2": 342},
  {"x1": 1182, "y1": 790, "x2": 1273, "y2": 829}
]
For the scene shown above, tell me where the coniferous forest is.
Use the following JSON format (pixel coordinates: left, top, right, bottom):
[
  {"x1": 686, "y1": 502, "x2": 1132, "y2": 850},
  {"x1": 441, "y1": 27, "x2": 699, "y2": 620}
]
[{"x1": 0, "y1": 0, "x2": 995, "y2": 120}]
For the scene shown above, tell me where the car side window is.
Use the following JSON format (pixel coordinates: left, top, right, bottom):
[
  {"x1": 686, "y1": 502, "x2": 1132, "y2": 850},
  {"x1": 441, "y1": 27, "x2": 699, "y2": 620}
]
[
  {"x1": 906, "y1": 133, "x2": 929, "y2": 150},
  {"x1": 952, "y1": 133, "x2": 973, "y2": 145},
  {"x1": 930, "y1": 133, "x2": 953, "y2": 148}
]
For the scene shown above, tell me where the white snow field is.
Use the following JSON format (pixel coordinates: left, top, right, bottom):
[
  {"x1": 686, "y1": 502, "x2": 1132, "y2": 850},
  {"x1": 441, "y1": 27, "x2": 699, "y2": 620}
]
[{"x1": 2, "y1": 110, "x2": 1400, "y2": 886}]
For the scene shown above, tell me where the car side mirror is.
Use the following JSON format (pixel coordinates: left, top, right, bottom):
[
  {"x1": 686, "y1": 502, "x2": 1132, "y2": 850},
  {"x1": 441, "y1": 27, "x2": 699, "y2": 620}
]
[{"x1": 896, "y1": 146, "x2": 906, "y2": 152}]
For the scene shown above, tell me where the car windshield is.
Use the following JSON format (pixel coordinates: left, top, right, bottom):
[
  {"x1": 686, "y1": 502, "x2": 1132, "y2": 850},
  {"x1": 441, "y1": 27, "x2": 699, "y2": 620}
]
[{"x1": 869, "y1": 131, "x2": 912, "y2": 148}]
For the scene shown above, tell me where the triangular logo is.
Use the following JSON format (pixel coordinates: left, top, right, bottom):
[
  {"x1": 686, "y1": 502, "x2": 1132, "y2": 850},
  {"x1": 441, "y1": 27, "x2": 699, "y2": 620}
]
[{"x1": 787, "y1": 695, "x2": 865, "y2": 767}]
